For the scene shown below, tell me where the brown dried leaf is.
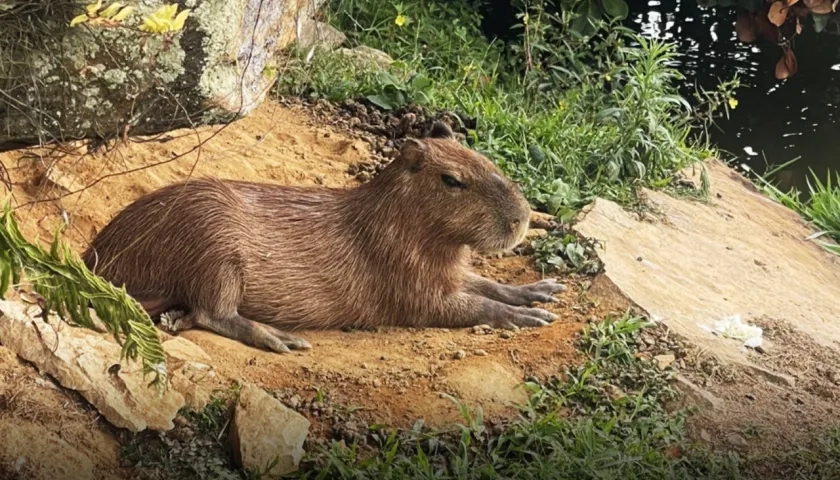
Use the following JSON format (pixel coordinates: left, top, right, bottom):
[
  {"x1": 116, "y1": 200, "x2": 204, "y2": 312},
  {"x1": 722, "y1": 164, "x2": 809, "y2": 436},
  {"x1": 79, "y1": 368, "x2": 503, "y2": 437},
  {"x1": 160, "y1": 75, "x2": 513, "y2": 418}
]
[
  {"x1": 768, "y1": 1, "x2": 789, "y2": 26},
  {"x1": 775, "y1": 48, "x2": 798, "y2": 79},
  {"x1": 736, "y1": 12, "x2": 758, "y2": 42}
]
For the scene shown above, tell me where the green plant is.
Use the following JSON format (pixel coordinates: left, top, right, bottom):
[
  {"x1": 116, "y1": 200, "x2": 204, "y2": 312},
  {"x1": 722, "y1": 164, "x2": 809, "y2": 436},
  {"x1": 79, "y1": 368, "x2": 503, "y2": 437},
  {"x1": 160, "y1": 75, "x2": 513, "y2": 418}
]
[
  {"x1": 365, "y1": 66, "x2": 434, "y2": 110},
  {"x1": 298, "y1": 0, "x2": 736, "y2": 219},
  {"x1": 0, "y1": 200, "x2": 167, "y2": 386},
  {"x1": 531, "y1": 230, "x2": 604, "y2": 275},
  {"x1": 751, "y1": 165, "x2": 840, "y2": 257}
]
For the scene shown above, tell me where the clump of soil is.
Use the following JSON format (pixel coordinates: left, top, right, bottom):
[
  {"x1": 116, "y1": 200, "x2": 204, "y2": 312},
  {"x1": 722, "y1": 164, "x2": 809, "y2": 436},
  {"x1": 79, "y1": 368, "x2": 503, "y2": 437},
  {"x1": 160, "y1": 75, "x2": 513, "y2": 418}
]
[
  {"x1": 749, "y1": 316, "x2": 840, "y2": 401},
  {"x1": 279, "y1": 96, "x2": 474, "y2": 183}
]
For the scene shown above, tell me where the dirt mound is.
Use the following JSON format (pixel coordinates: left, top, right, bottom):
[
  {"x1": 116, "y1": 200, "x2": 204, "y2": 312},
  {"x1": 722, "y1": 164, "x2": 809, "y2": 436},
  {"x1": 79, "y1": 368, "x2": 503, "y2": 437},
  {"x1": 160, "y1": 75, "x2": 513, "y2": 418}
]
[{"x1": 0, "y1": 99, "x2": 624, "y2": 478}]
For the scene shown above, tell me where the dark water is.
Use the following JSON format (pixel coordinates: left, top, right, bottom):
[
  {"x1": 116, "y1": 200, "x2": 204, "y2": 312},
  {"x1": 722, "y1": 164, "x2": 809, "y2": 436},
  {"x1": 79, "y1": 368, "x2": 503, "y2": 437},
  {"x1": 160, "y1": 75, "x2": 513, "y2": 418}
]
[{"x1": 626, "y1": 0, "x2": 840, "y2": 195}]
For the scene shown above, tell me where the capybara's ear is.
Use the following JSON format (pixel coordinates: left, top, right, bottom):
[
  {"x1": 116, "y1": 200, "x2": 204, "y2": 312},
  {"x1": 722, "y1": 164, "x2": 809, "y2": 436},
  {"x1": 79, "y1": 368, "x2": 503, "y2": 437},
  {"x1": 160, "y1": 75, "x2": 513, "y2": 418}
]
[
  {"x1": 426, "y1": 121, "x2": 454, "y2": 140},
  {"x1": 399, "y1": 138, "x2": 428, "y2": 171}
]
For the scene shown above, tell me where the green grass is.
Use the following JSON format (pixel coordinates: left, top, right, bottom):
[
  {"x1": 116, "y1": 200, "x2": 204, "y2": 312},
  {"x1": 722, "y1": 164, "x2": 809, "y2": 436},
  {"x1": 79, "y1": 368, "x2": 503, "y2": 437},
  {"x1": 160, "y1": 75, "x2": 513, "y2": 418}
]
[
  {"x1": 285, "y1": 311, "x2": 839, "y2": 479},
  {"x1": 753, "y1": 166, "x2": 840, "y2": 256},
  {"x1": 275, "y1": 0, "x2": 739, "y2": 222},
  {"x1": 113, "y1": 311, "x2": 840, "y2": 479}
]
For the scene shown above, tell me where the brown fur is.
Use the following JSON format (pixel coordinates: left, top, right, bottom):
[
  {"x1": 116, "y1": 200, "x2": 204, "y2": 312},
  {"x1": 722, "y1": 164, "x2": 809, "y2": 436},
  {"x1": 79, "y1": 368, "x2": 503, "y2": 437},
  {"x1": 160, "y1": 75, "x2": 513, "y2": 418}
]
[{"x1": 82, "y1": 122, "x2": 565, "y2": 353}]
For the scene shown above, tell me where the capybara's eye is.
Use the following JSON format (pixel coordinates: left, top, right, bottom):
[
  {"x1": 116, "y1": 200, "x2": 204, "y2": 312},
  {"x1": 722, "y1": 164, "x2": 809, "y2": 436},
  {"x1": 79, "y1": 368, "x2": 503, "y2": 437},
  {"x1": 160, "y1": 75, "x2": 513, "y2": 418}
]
[{"x1": 441, "y1": 174, "x2": 465, "y2": 189}]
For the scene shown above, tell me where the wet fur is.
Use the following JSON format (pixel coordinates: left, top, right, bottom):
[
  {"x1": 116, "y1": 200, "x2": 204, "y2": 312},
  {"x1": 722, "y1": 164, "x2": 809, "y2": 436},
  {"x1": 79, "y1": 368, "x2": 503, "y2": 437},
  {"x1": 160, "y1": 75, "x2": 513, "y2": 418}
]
[{"x1": 82, "y1": 123, "x2": 564, "y2": 352}]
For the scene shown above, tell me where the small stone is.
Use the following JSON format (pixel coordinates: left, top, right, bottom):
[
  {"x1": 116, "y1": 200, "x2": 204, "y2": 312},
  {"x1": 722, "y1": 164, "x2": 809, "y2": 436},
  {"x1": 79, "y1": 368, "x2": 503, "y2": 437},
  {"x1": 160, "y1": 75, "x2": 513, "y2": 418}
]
[
  {"x1": 672, "y1": 375, "x2": 724, "y2": 411},
  {"x1": 500, "y1": 331, "x2": 513, "y2": 339},
  {"x1": 643, "y1": 336, "x2": 656, "y2": 346},
  {"x1": 726, "y1": 433, "x2": 749, "y2": 448},
  {"x1": 473, "y1": 349, "x2": 488, "y2": 357},
  {"x1": 525, "y1": 228, "x2": 547, "y2": 239},
  {"x1": 745, "y1": 393, "x2": 756, "y2": 401},
  {"x1": 654, "y1": 354, "x2": 676, "y2": 369},
  {"x1": 360, "y1": 363, "x2": 368, "y2": 369},
  {"x1": 288, "y1": 395, "x2": 301, "y2": 409},
  {"x1": 349, "y1": 117, "x2": 361, "y2": 127},
  {"x1": 700, "y1": 429, "x2": 712, "y2": 442},
  {"x1": 173, "y1": 415, "x2": 189, "y2": 428},
  {"x1": 452, "y1": 350, "x2": 466, "y2": 360},
  {"x1": 372, "y1": 379, "x2": 382, "y2": 388}
]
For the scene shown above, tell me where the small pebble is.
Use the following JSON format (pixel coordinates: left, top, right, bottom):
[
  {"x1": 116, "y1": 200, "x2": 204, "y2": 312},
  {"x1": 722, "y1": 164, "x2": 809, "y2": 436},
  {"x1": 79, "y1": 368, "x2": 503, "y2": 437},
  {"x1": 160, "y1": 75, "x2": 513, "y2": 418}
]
[
  {"x1": 500, "y1": 331, "x2": 513, "y2": 339},
  {"x1": 745, "y1": 393, "x2": 756, "y2": 401},
  {"x1": 452, "y1": 350, "x2": 466, "y2": 360},
  {"x1": 173, "y1": 415, "x2": 189, "y2": 428},
  {"x1": 372, "y1": 379, "x2": 382, "y2": 388},
  {"x1": 474, "y1": 349, "x2": 488, "y2": 357}
]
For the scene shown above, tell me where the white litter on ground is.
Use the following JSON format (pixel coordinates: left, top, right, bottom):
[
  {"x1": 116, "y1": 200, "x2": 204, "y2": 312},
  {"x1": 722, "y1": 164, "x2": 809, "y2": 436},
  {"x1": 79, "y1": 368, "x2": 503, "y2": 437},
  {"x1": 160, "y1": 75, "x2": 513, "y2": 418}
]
[{"x1": 698, "y1": 314, "x2": 763, "y2": 349}]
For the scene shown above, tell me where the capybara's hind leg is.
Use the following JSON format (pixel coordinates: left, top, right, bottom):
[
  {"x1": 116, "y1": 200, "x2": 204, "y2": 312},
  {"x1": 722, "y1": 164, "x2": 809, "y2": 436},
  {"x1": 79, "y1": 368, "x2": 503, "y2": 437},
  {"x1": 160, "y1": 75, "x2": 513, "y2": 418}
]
[{"x1": 191, "y1": 309, "x2": 312, "y2": 353}]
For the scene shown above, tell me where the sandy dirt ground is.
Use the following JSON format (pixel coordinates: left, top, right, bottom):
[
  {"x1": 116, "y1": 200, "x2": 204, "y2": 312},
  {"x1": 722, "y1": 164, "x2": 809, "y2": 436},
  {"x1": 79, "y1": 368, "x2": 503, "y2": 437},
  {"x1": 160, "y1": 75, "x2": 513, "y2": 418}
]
[
  {"x1": 0, "y1": 100, "x2": 632, "y2": 478},
  {"x1": 1, "y1": 99, "x2": 838, "y2": 478}
]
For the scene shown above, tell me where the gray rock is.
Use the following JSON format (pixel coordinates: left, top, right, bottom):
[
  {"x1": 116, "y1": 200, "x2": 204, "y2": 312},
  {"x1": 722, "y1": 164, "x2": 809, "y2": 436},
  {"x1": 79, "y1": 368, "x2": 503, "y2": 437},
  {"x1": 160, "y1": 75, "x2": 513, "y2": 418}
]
[
  {"x1": 672, "y1": 374, "x2": 725, "y2": 411},
  {"x1": 296, "y1": 20, "x2": 346, "y2": 49},
  {"x1": 338, "y1": 45, "x2": 394, "y2": 70},
  {"x1": 0, "y1": 0, "x2": 326, "y2": 148}
]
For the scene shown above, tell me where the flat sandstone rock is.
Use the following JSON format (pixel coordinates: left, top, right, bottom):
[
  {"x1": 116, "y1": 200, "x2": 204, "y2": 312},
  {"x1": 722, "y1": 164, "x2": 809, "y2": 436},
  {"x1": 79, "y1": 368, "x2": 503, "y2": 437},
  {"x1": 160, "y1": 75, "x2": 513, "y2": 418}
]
[
  {"x1": 229, "y1": 384, "x2": 311, "y2": 476},
  {"x1": 573, "y1": 159, "x2": 840, "y2": 367},
  {"x1": 0, "y1": 300, "x2": 198, "y2": 432}
]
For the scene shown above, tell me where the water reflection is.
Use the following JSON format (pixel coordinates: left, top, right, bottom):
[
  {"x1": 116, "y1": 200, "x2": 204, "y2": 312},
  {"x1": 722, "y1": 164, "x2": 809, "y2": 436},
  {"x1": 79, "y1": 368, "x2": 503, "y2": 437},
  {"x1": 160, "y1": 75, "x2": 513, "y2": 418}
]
[{"x1": 626, "y1": 0, "x2": 840, "y2": 194}]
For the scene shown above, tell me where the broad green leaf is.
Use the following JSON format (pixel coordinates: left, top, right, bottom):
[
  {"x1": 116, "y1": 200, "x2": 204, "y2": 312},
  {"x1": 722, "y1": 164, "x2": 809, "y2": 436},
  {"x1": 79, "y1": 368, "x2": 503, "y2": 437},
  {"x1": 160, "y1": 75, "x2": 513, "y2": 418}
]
[{"x1": 601, "y1": 0, "x2": 629, "y2": 20}]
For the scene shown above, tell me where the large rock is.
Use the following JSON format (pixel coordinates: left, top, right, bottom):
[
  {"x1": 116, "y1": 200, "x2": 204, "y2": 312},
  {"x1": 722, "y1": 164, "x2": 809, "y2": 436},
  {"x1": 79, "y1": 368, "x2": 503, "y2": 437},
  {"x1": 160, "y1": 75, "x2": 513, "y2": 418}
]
[
  {"x1": 296, "y1": 20, "x2": 346, "y2": 49},
  {"x1": 162, "y1": 336, "x2": 218, "y2": 411},
  {"x1": 0, "y1": 0, "x2": 326, "y2": 149},
  {"x1": 0, "y1": 300, "x2": 215, "y2": 432},
  {"x1": 229, "y1": 384, "x2": 310, "y2": 476}
]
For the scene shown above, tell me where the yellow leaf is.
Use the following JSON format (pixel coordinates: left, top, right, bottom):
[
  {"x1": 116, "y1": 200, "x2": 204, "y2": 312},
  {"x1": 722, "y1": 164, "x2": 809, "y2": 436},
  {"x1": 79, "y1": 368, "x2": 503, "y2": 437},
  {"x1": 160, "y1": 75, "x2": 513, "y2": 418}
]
[
  {"x1": 69, "y1": 13, "x2": 89, "y2": 27},
  {"x1": 158, "y1": 3, "x2": 178, "y2": 21},
  {"x1": 99, "y1": 2, "x2": 123, "y2": 18},
  {"x1": 170, "y1": 8, "x2": 190, "y2": 31},
  {"x1": 111, "y1": 5, "x2": 134, "y2": 21},
  {"x1": 139, "y1": 15, "x2": 163, "y2": 32},
  {"x1": 85, "y1": 0, "x2": 103, "y2": 16}
]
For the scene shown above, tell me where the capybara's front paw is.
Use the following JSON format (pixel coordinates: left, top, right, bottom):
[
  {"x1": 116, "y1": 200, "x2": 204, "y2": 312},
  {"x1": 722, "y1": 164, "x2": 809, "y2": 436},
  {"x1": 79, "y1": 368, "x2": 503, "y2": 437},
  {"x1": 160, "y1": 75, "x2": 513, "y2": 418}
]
[
  {"x1": 255, "y1": 325, "x2": 312, "y2": 354},
  {"x1": 489, "y1": 305, "x2": 558, "y2": 330},
  {"x1": 507, "y1": 278, "x2": 567, "y2": 305}
]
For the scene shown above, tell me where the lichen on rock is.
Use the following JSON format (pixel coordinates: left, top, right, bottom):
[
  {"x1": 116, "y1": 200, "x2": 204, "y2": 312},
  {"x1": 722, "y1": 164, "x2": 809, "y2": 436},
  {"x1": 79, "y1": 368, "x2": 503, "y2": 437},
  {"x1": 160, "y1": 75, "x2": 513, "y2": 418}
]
[{"x1": 0, "y1": 0, "x2": 325, "y2": 148}]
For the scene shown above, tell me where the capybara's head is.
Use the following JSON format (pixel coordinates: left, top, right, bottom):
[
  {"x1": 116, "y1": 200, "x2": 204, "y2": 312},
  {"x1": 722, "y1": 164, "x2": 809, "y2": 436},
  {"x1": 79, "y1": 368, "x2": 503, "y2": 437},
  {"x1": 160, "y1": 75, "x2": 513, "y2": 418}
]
[{"x1": 383, "y1": 121, "x2": 531, "y2": 254}]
